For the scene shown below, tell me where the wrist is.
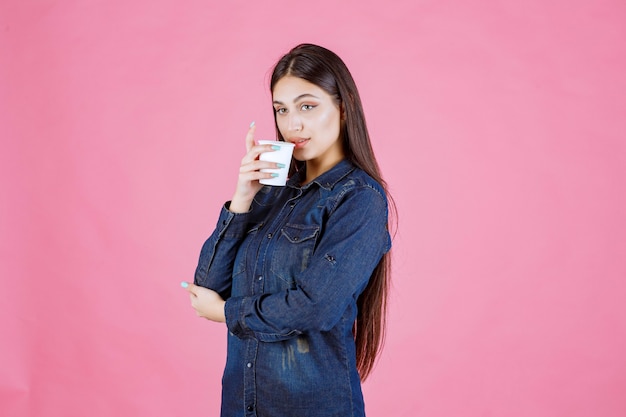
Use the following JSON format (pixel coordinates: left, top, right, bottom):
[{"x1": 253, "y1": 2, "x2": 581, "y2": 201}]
[
  {"x1": 216, "y1": 300, "x2": 226, "y2": 323},
  {"x1": 229, "y1": 195, "x2": 253, "y2": 213}
]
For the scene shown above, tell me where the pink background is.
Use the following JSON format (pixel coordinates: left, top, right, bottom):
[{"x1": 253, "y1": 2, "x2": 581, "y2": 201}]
[{"x1": 1, "y1": 1, "x2": 625, "y2": 416}]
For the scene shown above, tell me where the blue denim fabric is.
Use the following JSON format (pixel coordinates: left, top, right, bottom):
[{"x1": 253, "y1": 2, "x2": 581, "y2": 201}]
[{"x1": 194, "y1": 159, "x2": 391, "y2": 417}]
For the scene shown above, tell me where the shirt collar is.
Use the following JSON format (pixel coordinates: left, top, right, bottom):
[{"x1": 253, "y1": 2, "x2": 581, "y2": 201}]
[{"x1": 287, "y1": 159, "x2": 356, "y2": 191}]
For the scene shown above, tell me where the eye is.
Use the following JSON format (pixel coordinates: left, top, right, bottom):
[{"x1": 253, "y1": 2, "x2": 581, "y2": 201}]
[
  {"x1": 301, "y1": 104, "x2": 316, "y2": 111},
  {"x1": 274, "y1": 107, "x2": 287, "y2": 115}
]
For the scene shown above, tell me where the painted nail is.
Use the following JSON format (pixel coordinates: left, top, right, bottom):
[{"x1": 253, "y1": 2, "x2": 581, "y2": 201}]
[
  {"x1": 180, "y1": 281, "x2": 188, "y2": 288},
  {"x1": 249, "y1": 121, "x2": 255, "y2": 128},
  {"x1": 276, "y1": 163, "x2": 286, "y2": 168},
  {"x1": 271, "y1": 145, "x2": 280, "y2": 150},
  {"x1": 271, "y1": 173, "x2": 279, "y2": 177}
]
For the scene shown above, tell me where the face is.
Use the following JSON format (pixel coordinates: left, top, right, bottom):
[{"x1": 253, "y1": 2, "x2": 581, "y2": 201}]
[{"x1": 272, "y1": 76, "x2": 344, "y2": 173}]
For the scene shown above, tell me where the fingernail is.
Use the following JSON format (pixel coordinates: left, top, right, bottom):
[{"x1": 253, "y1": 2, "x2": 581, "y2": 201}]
[
  {"x1": 249, "y1": 121, "x2": 255, "y2": 128},
  {"x1": 271, "y1": 173, "x2": 279, "y2": 177},
  {"x1": 180, "y1": 281, "x2": 188, "y2": 288},
  {"x1": 277, "y1": 163, "x2": 286, "y2": 168},
  {"x1": 271, "y1": 145, "x2": 280, "y2": 150}
]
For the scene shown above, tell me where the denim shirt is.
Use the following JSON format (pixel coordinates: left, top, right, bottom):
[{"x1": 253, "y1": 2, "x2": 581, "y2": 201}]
[{"x1": 194, "y1": 159, "x2": 391, "y2": 417}]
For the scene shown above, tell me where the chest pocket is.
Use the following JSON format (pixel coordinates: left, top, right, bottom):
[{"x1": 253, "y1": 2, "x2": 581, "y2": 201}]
[{"x1": 269, "y1": 224, "x2": 319, "y2": 292}]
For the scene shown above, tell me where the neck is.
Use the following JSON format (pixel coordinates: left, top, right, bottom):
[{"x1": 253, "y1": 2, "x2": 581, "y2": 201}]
[{"x1": 304, "y1": 156, "x2": 344, "y2": 184}]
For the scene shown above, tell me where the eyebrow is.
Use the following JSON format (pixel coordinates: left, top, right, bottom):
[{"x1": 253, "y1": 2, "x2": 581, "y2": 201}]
[{"x1": 272, "y1": 93, "x2": 320, "y2": 105}]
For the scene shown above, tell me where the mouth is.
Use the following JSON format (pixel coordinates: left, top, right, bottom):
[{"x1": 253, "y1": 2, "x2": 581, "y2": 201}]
[{"x1": 287, "y1": 137, "x2": 310, "y2": 149}]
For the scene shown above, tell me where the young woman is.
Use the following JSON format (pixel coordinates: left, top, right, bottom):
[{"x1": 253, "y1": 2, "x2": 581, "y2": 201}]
[{"x1": 182, "y1": 43, "x2": 394, "y2": 417}]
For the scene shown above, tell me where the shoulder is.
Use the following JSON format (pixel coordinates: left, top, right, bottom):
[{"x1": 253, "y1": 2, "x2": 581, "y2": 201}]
[
  {"x1": 327, "y1": 167, "x2": 391, "y2": 250},
  {"x1": 322, "y1": 167, "x2": 389, "y2": 220},
  {"x1": 335, "y1": 167, "x2": 388, "y2": 204}
]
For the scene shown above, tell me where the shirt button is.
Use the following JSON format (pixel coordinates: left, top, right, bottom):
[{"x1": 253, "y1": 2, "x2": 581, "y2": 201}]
[
  {"x1": 247, "y1": 405, "x2": 254, "y2": 411},
  {"x1": 258, "y1": 275, "x2": 263, "y2": 281},
  {"x1": 247, "y1": 362, "x2": 252, "y2": 368},
  {"x1": 267, "y1": 233, "x2": 273, "y2": 239}
]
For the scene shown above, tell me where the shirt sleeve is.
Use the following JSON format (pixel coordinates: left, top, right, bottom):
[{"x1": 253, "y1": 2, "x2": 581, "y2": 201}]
[
  {"x1": 224, "y1": 185, "x2": 392, "y2": 342},
  {"x1": 193, "y1": 202, "x2": 251, "y2": 299}
]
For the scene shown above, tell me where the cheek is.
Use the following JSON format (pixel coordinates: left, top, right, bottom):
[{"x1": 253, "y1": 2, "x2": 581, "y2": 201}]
[
  {"x1": 275, "y1": 118, "x2": 288, "y2": 136},
  {"x1": 318, "y1": 109, "x2": 341, "y2": 135}
]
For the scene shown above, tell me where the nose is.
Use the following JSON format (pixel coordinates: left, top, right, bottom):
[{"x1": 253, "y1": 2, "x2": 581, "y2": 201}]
[{"x1": 288, "y1": 114, "x2": 302, "y2": 132}]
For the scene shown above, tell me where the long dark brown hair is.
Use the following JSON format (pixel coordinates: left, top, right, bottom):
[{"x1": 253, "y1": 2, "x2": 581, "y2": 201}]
[{"x1": 270, "y1": 43, "x2": 396, "y2": 381}]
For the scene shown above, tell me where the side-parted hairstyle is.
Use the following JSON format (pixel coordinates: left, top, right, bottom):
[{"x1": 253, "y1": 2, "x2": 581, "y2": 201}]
[{"x1": 270, "y1": 43, "x2": 396, "y2": 381}]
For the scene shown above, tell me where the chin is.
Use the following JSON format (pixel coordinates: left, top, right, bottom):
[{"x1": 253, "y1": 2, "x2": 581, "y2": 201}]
[{"x1": 292, "y1": 150, "x2": 309, "y2": 162}]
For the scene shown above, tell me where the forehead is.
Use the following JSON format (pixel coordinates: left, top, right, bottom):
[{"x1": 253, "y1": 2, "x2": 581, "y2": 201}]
[{"x1": 272, "y1": 76, "x2": 328, "y2": 101}]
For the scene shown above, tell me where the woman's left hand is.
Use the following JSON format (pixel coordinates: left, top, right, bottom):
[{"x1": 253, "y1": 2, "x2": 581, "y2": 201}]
[{"x1": 181, "y1": 282, "x2": 226, "y2": 323}]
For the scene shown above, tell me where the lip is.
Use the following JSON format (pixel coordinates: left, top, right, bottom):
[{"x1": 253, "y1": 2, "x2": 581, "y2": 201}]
[{"x1": 287, "y1": 137, "x2": 310, "y2": 149}]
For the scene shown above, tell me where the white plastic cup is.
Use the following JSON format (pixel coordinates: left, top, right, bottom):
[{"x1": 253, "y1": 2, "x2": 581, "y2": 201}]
[{"x1": 258, "y1": 140, "x2": 295, "y2": 186}]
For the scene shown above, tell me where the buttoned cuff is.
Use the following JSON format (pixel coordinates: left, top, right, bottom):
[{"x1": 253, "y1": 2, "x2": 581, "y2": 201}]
[
  {"x1": 224, "y1": 296, "x2": 255, "y2": 339},
  {"x1": 216, "y1": 202, "x2": 251, "y2": 239}
]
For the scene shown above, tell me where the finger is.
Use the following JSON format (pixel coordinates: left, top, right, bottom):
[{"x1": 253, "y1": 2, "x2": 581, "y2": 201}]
[
  {"x1": 181, "y1": 281, "x2": 197, "y2": 295},
  {"x1": 239, "y1": 158, "x2": 283, "y2": 173},
  {"x1": 240, "y1": 143, "x2": 279, "y2": 166},
  {"x1": 245, "y1": 121, "x2": 256, "y2": 153}
]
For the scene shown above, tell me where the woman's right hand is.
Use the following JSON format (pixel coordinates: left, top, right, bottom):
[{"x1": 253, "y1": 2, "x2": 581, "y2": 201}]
[{"x1": 229, "y1": 122, "x2": 281, "y2": 213}]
